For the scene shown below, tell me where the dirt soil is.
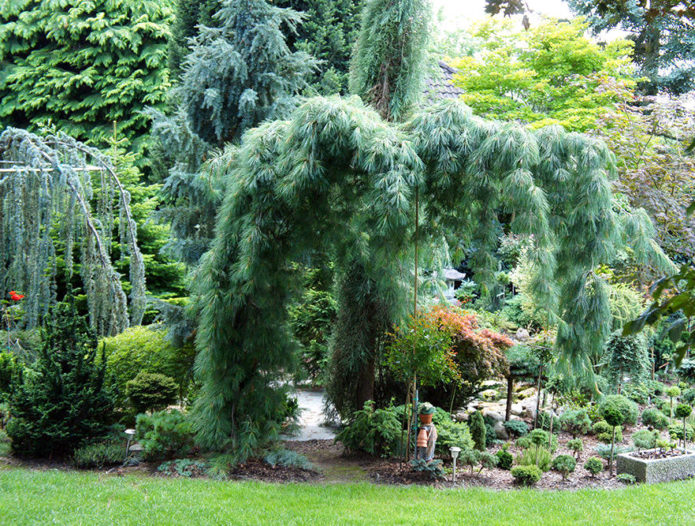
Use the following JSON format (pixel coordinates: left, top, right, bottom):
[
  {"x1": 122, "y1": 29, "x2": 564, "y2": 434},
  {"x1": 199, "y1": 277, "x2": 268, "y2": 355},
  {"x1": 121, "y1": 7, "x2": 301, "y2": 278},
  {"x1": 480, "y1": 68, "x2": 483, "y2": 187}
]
[{"x1": 0, "y1": 428, "x2": 656, "y2": 490}]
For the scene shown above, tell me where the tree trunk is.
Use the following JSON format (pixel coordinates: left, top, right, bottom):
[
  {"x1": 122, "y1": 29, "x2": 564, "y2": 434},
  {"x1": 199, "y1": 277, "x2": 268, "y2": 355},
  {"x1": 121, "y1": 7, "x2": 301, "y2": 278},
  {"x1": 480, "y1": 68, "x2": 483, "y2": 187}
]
[
  {"x1": 505, "y1": 376, "x2": 514, "y2": 422},
  {"x1": 534, "y1": 366, "x2": 543, "y2": 429},
  {"x1": 355, "y1": 356, "x2": 375, "y2": 410},
  {"x1": 609, "y1": 426, "x2": 616, "y2": 476}
]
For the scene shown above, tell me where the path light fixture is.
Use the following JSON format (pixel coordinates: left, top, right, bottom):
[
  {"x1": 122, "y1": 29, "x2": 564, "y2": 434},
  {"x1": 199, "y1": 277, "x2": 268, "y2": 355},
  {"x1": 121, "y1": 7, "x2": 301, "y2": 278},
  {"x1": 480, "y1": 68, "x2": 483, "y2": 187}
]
[
  {"x1": 125, "y1": 428, "x2": 136, "y2": 460},
  {"x1": 450, "y1": 446, "x2": 461, "y2": 483}
]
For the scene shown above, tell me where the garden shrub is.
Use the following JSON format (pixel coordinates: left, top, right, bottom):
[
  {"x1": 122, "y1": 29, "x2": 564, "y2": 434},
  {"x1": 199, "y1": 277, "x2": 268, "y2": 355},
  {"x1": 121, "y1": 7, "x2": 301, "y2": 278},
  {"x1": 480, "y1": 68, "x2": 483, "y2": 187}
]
[
  {"x1": 101, "y1": 326, "x2": 196, "y2": 407},
  {"x1": 641, "y1": 408, "x2": 669, "y2": 430},
  {"x1": 666, "y1": 386, "x2": 681, "y2": 418},
  {"x1": 623, "y1": 383, "x2": 649, "y2": 405},
  {"x1": 567, "y1": 438, "x2": 584, "y2": 458},
  {"x1": 632, "y1": 429, "x2": 658, "y2": 450},
  {"x1": 410, "y1": 459, "x2": 445, "y2": 480},
  {"x1": 677, "y1": 359, "x2": 695, "y2": 383},
  {"x1": 551, "y1": 454, "x2": 576, "y2": 479},
  {"x1": 126, "y1": 372, "x2": 178, "y2": 414},
  {"x1": 0, "y1": 352, "x2": 18, "y2": 402},
  {"x1": 73, "y1": 441, "x2": 124, "y2": 469},
  {"x1": 158, "y1": 459, "x2": 209, "y2": 478},
  {"x1": 517, "y1": 446, "x2": 552, "y2": 472},
  {"x1": 600, "y1": 395, "x2": 635, "y2": 428},
  {"x1": 584, "y1": 457, "x2": 603, "y2": 476},
  {"x1": 675, "y1": 403, "x2": 692, "y2": 420},
  {"x1": 263, "y1": 449, "x2": 314, "y2": 470},
  {"x1": 592, "y1": 421, "x2": 623, "y2": 443},
  {"x1": 0, "y1": 430, "x2": 10, "y2": 457},
  {"x1": 511, "y1": 465, "x2": 542, "y2": 486},
  {"x1": 646, "y1": 380, "x2": 665, "y2": 397},
  {"x1": 682, "y1": 388, "x2": 695, "y2": 405},
  {"x1": 469, "y1": 411, "x2": 486, "y2": 451},
  {"x1": 594, "y1": 444, "x2": 633, "y2": 460},
  {"x1": 435, "y1": 418, "x2": 475, "y2": 455},
  {"x1": 559, "y1": 409, "x2": 592, "y2": 437},
  {"x1": 654, "y1": 397, "x2": 669, "y2": 413},
  {"x1": 668, "y1": 422, "x2": 694, "y2": 441},
  {"x1": 515, "y1": 436, "x2": 533, "y2": 450},
  {"x1": 478, "y1": 451, "x2": 498, "y2": 473},
  {"x1": 459, "y1": 449, "x2": 481, "y2": 474},
  {"x1": 336, "y1": 402, "x2": 402, "y2": 458},
  {"x1": 536, "y1": 411, "x2": 560, "y2": 431},
  {"x1": 617, "y1": 473, "x2": 637, "y2": 485},
  {"x1": 135, "y1": 410, "x2": 194, "y2": 461},
  {"x1": 6, "y1": 301, "x2": 114, "y2": 458},
  {"x1": 503, "y1": 420, "x2": 528, "y2": 438},
  {"x1": 495, "y1": 445, "x2": 513, "y2": 470}
]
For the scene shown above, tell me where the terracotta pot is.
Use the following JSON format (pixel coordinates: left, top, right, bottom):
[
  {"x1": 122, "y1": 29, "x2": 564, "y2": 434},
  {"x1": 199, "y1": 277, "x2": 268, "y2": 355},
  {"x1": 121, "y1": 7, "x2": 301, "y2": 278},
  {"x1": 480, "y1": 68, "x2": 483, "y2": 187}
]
[
  {"x1": 417, "y1": 428, "x2": 428, "y2": 448},
  {"x1": 419, "y1": 413, "x2": 433, "y2": 425}
]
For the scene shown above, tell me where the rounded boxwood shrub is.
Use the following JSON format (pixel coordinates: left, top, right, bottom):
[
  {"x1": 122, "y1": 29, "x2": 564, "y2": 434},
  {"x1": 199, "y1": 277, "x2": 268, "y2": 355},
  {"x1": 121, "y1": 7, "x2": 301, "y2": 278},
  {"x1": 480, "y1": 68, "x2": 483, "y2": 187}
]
[
  {"x1": 551, "y1": 454, "x2": 576, "y2": 479},
  {"x1": 599, "y1": 395, "x2": 634, "y2": 427},
  {"x1": 101, "y1": 325, "x2": 196, "y2": 408},
  {"x1": 592, "y1": 420, "x2": 623, "y2": 443},
  {"x1": 511, "y1": 465, "x2": 542, "y2": 486},
  {"x1": 559, "y1": 409, "x2": 592, "y2": 437},
  {"x1": 675, "y1": 403, "x2": 692, "y2": 420},
  {"x1": 126, "y1": 372, "x2": 178, "y2": 414},
  {"x1": 641, "y1": 407, "x2": 669, "y2": 430},
  {"x1": 584, "y1": 456, "x2": 603, "y2": 476}
]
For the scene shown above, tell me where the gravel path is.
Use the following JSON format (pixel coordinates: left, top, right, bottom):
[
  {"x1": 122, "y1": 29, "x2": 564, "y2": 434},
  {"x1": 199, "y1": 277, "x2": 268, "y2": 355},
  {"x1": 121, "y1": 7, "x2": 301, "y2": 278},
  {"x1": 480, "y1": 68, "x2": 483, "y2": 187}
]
[{"x1": 283, "y1": 389, "x2": 337, "y2": 441}]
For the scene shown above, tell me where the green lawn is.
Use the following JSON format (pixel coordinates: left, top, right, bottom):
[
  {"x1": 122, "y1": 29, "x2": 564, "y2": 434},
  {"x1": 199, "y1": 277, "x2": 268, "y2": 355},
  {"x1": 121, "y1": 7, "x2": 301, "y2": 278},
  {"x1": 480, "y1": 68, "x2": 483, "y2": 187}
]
[{"x1": 1, "y1": 467, "x2": 694, "y2": 525}]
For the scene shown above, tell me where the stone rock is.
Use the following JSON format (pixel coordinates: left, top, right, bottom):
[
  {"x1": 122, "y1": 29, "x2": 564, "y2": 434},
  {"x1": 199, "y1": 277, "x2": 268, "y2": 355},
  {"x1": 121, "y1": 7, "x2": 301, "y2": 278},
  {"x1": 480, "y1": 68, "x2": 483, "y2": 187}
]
[
  {"x1": 482, "y1": 409, "x2": 505, "y2": 422},
  {"x1": 510, "y1": 403, "x2": 524, "y2": 417},
  {"x1": 493, "y1": 421, "x2": 509, "y2": 440},
  {"x1": 515, "y1": 328, "x2": 530, "y2": 341},
  {"x1": 480, "y1": 389, "x2": 499, "y2": 401},
  {"x1": 516, "y1": 388, "x2": 537, "y2": 400}
]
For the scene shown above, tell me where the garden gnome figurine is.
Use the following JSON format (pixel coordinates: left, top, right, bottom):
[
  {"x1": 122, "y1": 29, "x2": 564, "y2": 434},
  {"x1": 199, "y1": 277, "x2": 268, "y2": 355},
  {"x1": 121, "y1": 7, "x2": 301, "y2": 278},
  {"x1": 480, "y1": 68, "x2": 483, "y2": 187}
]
[{"x1": 416, "y1": 402, "x2": 438, "y2": 461}]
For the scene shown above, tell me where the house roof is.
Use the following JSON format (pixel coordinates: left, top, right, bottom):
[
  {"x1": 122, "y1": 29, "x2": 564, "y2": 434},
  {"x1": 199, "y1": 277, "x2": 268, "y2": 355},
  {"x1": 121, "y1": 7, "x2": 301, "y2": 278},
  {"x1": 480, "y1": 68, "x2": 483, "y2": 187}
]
[{"x1": 423, "y1": 61, "x2": 464, "y2": 101}]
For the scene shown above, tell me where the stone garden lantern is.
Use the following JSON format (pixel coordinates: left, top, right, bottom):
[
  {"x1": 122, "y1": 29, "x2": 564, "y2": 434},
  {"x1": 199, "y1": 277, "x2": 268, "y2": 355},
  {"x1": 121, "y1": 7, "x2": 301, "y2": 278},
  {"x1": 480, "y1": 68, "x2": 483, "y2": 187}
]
[{"x1": 443, "y1": 268, "x2": 466, "y2": 304}]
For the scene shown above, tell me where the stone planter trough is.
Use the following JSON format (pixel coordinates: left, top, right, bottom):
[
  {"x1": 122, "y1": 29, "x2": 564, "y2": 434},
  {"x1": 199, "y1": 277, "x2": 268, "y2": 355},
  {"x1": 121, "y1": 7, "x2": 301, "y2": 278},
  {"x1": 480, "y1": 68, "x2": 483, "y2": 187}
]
[{"x1": 617, "y1": 449, "x2": 695, "y2": 483}]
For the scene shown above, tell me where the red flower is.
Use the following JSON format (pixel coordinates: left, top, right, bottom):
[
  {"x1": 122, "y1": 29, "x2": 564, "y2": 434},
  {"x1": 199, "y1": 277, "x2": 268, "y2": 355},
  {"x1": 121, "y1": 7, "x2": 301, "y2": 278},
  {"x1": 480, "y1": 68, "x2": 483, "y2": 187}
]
[{"x1": 9, "y1": 292, "x2": 24, "y2": 301}]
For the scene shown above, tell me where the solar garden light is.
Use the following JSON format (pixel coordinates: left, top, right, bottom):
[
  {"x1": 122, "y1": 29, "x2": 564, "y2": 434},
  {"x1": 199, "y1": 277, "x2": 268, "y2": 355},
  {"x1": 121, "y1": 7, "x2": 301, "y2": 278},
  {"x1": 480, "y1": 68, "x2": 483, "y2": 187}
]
[
  {"x1": 450, "y1": 446, "x2": 461, "y2": 483},
  {"x1": 125, "y1": 428, "x2": 136, "y2": 460}
]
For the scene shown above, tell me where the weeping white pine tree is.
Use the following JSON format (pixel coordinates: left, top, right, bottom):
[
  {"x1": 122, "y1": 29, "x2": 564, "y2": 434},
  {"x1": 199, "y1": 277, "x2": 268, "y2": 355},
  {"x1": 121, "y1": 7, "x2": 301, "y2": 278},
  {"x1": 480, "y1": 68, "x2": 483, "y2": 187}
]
[
  {"x1": 0, "y1": 129, "x2": 146, "y2": 335},
  {"x1": 190, "y1": 0, "x2": 672, "y2": 454}
]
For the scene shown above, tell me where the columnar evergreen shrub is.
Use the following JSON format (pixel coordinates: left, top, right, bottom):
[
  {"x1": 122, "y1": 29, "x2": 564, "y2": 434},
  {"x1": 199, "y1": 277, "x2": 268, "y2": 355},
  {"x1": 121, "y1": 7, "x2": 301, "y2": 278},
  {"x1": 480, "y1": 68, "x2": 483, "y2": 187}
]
[
  {"x1": 6, "y1": 300, "x2": 114, "y2": 458},
  {"x1": 470, "y1": 412, "x2": 487, "y2": 451},
  {"x1": 496, "y1": 445, "x2": 514, "y2": 470},
  {"x1": 0, "y1": 0, "x2": 174, "y2": 153}
]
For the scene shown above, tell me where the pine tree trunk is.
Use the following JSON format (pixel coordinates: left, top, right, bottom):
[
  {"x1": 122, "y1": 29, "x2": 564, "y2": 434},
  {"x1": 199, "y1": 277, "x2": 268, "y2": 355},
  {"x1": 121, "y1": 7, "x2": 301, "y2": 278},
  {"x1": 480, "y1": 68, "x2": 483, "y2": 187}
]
[{"x1": 505, "y1": 377, "x2": 514, "y2": 422}]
